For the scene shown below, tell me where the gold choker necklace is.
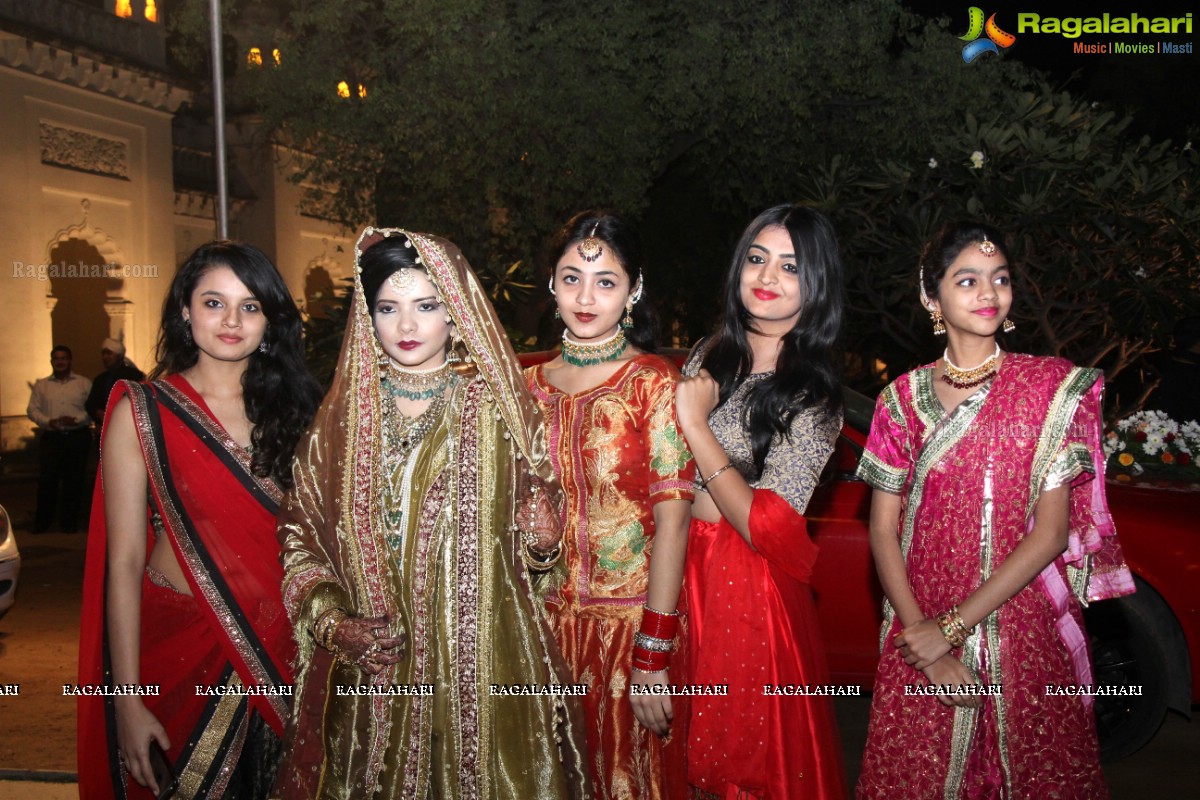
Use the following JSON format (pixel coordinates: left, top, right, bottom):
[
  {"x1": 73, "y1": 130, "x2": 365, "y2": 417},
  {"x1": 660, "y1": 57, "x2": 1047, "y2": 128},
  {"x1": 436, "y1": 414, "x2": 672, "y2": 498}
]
[
  {"x1": 561, "y1": 328, "x2": 627, "y2": 367},
  {"x1": 941, "y1": 345, "x2": 1000, "y2": 389},
  {"x1": 381, "y1": 358, "x2": 452, "y2": 401}
]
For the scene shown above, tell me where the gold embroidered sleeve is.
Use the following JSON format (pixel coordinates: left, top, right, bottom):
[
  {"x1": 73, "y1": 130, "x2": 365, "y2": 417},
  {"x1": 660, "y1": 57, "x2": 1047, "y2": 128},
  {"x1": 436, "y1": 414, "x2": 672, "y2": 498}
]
[
  {"x1": 279, "y1": 423, "x2": 352, "y2": 667},
  {"x1": 757, "y1": 404, "x2": 842, "y2": 514},
  {"x1": 1043, "y1": 442, "x2": 1095, "y2": 492}
]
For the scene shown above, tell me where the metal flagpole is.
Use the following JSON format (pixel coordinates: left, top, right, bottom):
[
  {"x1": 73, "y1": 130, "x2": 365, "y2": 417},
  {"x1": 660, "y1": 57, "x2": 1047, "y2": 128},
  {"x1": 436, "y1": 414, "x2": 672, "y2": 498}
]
[{"x1": 209, "y1": 0, "x2": 229, "y2": 238}]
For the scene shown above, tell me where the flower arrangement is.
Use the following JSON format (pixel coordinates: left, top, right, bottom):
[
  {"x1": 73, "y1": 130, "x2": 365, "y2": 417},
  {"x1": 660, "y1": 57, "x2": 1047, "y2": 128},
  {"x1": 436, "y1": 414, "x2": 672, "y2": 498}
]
[{"x1": 1104, "y1": 410, "x2": 1200, "y2": 480}]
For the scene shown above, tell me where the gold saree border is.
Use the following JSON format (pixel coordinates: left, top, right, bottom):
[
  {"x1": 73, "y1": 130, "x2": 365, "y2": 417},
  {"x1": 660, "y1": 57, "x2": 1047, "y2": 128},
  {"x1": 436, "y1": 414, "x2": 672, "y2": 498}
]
[
  {"x1": 176, "y1": 669, "x2": 245, "y2": 798},
  {"x1": 857, "y1": 449, "x2": 907, "y2": 494},
  {"x1": 888, "y1": 372, "x2": 995, "y2": 797}
]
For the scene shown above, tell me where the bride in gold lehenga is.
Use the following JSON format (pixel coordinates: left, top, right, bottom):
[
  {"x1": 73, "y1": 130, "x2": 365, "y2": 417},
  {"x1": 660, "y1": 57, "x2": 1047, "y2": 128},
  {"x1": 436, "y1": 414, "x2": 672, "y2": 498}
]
[{"x1": 274, "y1": 228, "x2": 590, "y2": 799}]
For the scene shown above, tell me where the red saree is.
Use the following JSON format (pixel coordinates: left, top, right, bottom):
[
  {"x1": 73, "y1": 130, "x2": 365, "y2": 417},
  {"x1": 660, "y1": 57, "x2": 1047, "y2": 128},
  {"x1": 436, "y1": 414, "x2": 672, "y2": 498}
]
[{"x1": 78, "y1": 375, "x2": 295, "y2": 799}]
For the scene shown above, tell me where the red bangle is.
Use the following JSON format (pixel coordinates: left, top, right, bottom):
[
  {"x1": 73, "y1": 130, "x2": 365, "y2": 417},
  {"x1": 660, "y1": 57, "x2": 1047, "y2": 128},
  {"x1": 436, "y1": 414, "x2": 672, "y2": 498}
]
[
  {"x1": 639, "y1": 606, "x2": 679, "y2": 640},
  {"x1": 632, "y1": 648, "x2": 670, "y2": 672}
]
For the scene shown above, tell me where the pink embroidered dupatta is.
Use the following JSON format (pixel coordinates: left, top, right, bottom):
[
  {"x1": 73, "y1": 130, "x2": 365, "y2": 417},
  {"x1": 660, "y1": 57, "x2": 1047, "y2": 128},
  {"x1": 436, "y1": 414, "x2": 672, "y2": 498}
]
[{"x1": 856, "y1": 354, "x2": 1132, "y2": 799}]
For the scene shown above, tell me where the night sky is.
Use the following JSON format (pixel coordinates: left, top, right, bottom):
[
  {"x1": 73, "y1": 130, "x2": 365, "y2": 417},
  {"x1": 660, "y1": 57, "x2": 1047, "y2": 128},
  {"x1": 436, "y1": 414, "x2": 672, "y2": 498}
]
[{"x1": 904, "y1": 0, "x2": 1199, "y2": 140}]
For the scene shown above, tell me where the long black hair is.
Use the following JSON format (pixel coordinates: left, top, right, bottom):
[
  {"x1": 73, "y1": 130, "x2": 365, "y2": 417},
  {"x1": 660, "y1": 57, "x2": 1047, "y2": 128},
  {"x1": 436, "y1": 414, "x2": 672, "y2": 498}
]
[
  {"x1": 543, "y1": 210, "x2": 658, "y2": 353},
  {"x1": 701, "y1": 204, "x2": 843, "y2": 475},
  {"x1": 154, "y1": 240, "x2": 321, "y2": 489}
]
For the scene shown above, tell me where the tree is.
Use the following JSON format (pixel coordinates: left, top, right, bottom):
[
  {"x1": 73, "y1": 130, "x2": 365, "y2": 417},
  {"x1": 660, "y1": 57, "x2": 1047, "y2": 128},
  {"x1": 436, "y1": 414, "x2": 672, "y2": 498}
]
[
  {"x1": 800, "y1": 83, "x2": 1200, "y2": 413},
  {"x1": 170, "y1": 0, "x2": 1032, "y2": 342}
]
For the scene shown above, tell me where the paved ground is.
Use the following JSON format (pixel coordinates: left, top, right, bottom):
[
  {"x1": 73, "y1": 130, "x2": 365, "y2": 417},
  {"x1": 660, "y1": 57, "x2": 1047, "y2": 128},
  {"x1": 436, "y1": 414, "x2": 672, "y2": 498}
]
[{"x1": 1, "y1": 474, "x2": 1196, "y2": 795}]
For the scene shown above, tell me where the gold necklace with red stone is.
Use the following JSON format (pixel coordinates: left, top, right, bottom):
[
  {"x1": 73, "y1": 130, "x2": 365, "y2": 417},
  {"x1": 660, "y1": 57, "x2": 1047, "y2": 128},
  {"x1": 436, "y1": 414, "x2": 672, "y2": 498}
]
[{"x1": 941, "y1": 344, "x2": 1001, "y2": 389}]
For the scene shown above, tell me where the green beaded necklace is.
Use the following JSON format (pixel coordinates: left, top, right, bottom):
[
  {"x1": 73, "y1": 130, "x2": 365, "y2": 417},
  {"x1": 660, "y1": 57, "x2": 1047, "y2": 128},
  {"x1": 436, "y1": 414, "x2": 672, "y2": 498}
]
[
  {"x1": 561, "y1": 327, "x2": 628, "y2": 367},
  {"x1": 380, "y1": 358, "x2": 452, "y2": 401}
]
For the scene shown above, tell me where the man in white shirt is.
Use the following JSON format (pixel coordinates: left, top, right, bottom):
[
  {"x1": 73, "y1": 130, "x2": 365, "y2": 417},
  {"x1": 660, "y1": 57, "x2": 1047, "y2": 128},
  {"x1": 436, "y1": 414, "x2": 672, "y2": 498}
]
[{"x1": 27, "y1": 346, "x2": 92, "y2": 532}]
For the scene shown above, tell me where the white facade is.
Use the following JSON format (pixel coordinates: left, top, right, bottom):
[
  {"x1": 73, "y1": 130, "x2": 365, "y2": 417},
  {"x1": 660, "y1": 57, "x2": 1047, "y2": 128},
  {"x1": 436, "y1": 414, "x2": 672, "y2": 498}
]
[{"x1": 0, "y1": 4, "x2": 358, "y2": 453}]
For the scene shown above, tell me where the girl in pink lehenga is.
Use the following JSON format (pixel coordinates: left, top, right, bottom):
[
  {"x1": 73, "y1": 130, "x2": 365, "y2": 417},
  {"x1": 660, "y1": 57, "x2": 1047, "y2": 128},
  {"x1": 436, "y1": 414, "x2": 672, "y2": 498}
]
[{"x1": 855, "y1": 222, "x2": 1133, "y2": 799}]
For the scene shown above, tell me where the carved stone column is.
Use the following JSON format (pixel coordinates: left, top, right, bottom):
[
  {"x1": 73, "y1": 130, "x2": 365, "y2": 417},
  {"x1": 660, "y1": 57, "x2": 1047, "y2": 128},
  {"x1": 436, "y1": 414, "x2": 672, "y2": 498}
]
[{"x1": 104, "y1": 298, "x2": 137, "y2": 361}]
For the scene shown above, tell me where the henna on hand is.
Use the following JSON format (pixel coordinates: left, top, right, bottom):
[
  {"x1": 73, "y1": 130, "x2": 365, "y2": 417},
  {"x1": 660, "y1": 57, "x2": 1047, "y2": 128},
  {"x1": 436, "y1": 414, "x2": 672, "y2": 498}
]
[
  {"x1": 515, "y1": 477, "x2": 561, "y2": 553},
  {"x1": 330, "y1": 615, "x2": 408, "y2": 675}
]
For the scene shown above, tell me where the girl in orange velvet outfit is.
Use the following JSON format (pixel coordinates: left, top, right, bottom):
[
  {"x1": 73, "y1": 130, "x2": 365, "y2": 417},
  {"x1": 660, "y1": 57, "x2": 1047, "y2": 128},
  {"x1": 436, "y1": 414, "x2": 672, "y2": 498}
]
[
  {"x1": 526, "y1": 211, "x2": 696, "y2": 799},
  {"x1": 676, "y1": 205, "x2": 849, "y2": 799}
]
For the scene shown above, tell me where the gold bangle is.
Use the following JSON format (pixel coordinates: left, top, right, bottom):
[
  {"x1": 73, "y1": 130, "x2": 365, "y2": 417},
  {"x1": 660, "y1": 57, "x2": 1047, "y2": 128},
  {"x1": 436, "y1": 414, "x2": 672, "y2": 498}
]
[
  {"x1": 935, "y1": 606, "x2": 973, "y2": 649},
  {"x1": 700, "y1": 463, "x2": 733, "y2": 488},
  {"x1": 314, "y1": 607, "x2": 347, "y2": 652},
  {"x1": 523, "y1": 542, "x2": 562, "y2": 571}
]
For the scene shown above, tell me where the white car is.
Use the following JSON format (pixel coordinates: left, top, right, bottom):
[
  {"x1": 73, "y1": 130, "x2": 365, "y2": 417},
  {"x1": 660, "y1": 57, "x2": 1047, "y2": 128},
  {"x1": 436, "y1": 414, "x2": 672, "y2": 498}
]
[{"x1": 0, "y1": 504, "x2": 19, "y2": 619}]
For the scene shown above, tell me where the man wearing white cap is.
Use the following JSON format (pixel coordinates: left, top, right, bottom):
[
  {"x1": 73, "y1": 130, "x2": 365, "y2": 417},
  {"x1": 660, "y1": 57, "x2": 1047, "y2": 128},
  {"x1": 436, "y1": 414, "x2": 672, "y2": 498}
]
[{"x1": 85, "y1": 337, "x2": 145, "y2": 429}]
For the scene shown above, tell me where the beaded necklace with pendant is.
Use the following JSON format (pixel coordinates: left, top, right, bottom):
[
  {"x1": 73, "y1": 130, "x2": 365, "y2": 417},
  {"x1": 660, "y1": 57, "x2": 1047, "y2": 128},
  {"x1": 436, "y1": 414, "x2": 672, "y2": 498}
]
[{"x1": 380, "y1": 377, "x2": 454, "y2": 549}]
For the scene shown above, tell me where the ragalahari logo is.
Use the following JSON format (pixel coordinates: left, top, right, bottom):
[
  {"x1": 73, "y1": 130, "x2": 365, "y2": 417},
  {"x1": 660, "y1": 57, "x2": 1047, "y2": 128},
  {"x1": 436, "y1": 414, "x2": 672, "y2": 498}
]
[{"x1": 960, "y1": 7, "x2": 1016, "y2": 62}]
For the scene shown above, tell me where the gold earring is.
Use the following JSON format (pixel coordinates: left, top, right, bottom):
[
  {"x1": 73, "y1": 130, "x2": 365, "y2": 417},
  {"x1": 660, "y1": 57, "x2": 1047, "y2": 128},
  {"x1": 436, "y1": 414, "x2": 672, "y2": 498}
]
[
  {"x1": 930, "y1": 309, "x2": 946, "y2": 336},
  {"x1": 621, "y1": 300, "x2": 634, "y2": 329},
  {"x1": 1002, "y1": 318, "x2": 1016, "y2": 333}
]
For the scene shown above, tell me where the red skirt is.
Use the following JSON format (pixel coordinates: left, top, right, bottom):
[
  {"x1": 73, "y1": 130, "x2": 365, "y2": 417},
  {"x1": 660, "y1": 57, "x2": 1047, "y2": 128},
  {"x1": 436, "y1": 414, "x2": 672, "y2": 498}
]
[{"x1": 685, "y1": 492, "x2": 848, "y2": 799}]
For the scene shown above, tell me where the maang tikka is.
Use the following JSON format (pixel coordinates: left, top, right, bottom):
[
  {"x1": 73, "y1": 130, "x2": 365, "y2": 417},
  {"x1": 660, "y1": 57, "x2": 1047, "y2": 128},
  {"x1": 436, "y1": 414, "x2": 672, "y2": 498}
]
[
  {"x1": 389, "y1": 267, "x2": 417, "y2": 295},
  {"x1": 577, "y1": 223, "x2": 604, "y2": 262}
]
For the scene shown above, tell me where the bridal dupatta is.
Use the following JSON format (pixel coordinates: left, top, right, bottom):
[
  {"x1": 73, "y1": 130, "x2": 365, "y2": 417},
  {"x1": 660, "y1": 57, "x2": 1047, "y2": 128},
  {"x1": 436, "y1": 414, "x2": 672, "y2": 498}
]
[
  {"x1": 79, "y1": 375, "x2": 295, "y2": 799},
  {"x1": 856, "y1": 354, "x2": 1133, "y2": 799},
  {"x1": 274, "y1": 229, "x2": 590, "y2": 800}
]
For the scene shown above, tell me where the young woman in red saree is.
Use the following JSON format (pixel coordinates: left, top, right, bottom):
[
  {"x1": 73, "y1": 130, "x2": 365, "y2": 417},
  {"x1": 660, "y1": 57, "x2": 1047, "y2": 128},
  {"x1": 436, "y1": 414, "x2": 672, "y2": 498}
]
[
  {"x1": 676, "y1": 205, "x2": 848, "y2": 799},
  {"x1": 855, "y1": 223, "x2": 1133, "y2": 798},
  {"x1": 78, "y1": 242, "x2": 321, "y2": 799}
]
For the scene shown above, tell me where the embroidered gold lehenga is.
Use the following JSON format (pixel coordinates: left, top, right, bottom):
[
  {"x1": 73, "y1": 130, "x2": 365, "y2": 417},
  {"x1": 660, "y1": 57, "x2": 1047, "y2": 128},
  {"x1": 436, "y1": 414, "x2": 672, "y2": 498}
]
[{"x1": 273, "y1": 229, "x2": 590, "y2": 799}]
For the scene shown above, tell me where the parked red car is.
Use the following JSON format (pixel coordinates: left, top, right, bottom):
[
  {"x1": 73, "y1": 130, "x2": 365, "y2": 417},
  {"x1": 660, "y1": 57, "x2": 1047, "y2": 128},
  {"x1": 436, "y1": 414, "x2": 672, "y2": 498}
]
[{"x1": 518, "y1": 351, "x2": 1198, "y2": 760}]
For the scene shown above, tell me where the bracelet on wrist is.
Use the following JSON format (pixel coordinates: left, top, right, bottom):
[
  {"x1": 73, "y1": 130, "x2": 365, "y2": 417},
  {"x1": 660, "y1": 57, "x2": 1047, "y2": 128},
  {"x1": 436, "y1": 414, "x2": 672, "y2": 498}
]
[
  {"x1": 632, "y1": 666, "x2": 668, "y2": 677},
  {"x1": 633, "y1": 631, "x2": 674, "y2": 653},
  {"x1": 314, "y1": 607, "x2": 348, "y2": 652},
  {"x1": 638, "y1": 605, "x2": 680, "y2": 640},
  {"x1": 521, "y1": 540, "x2": 562, "y2": 572},
  {"x1": 693, "y1": 463, "x2": 734, "y2": 494},
  {"x1": 632, "y1": 648, "x2": 670, "y2": 672},
  {"x1": 935, "y1": 605, "x2": 974, "y2": 649}
]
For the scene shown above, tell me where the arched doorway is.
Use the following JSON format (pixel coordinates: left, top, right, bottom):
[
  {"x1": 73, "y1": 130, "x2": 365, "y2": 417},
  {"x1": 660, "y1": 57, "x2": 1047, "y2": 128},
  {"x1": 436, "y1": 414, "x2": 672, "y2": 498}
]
[{"x1": 47, "y1": 238, "x2": 123, "y2": 381}]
